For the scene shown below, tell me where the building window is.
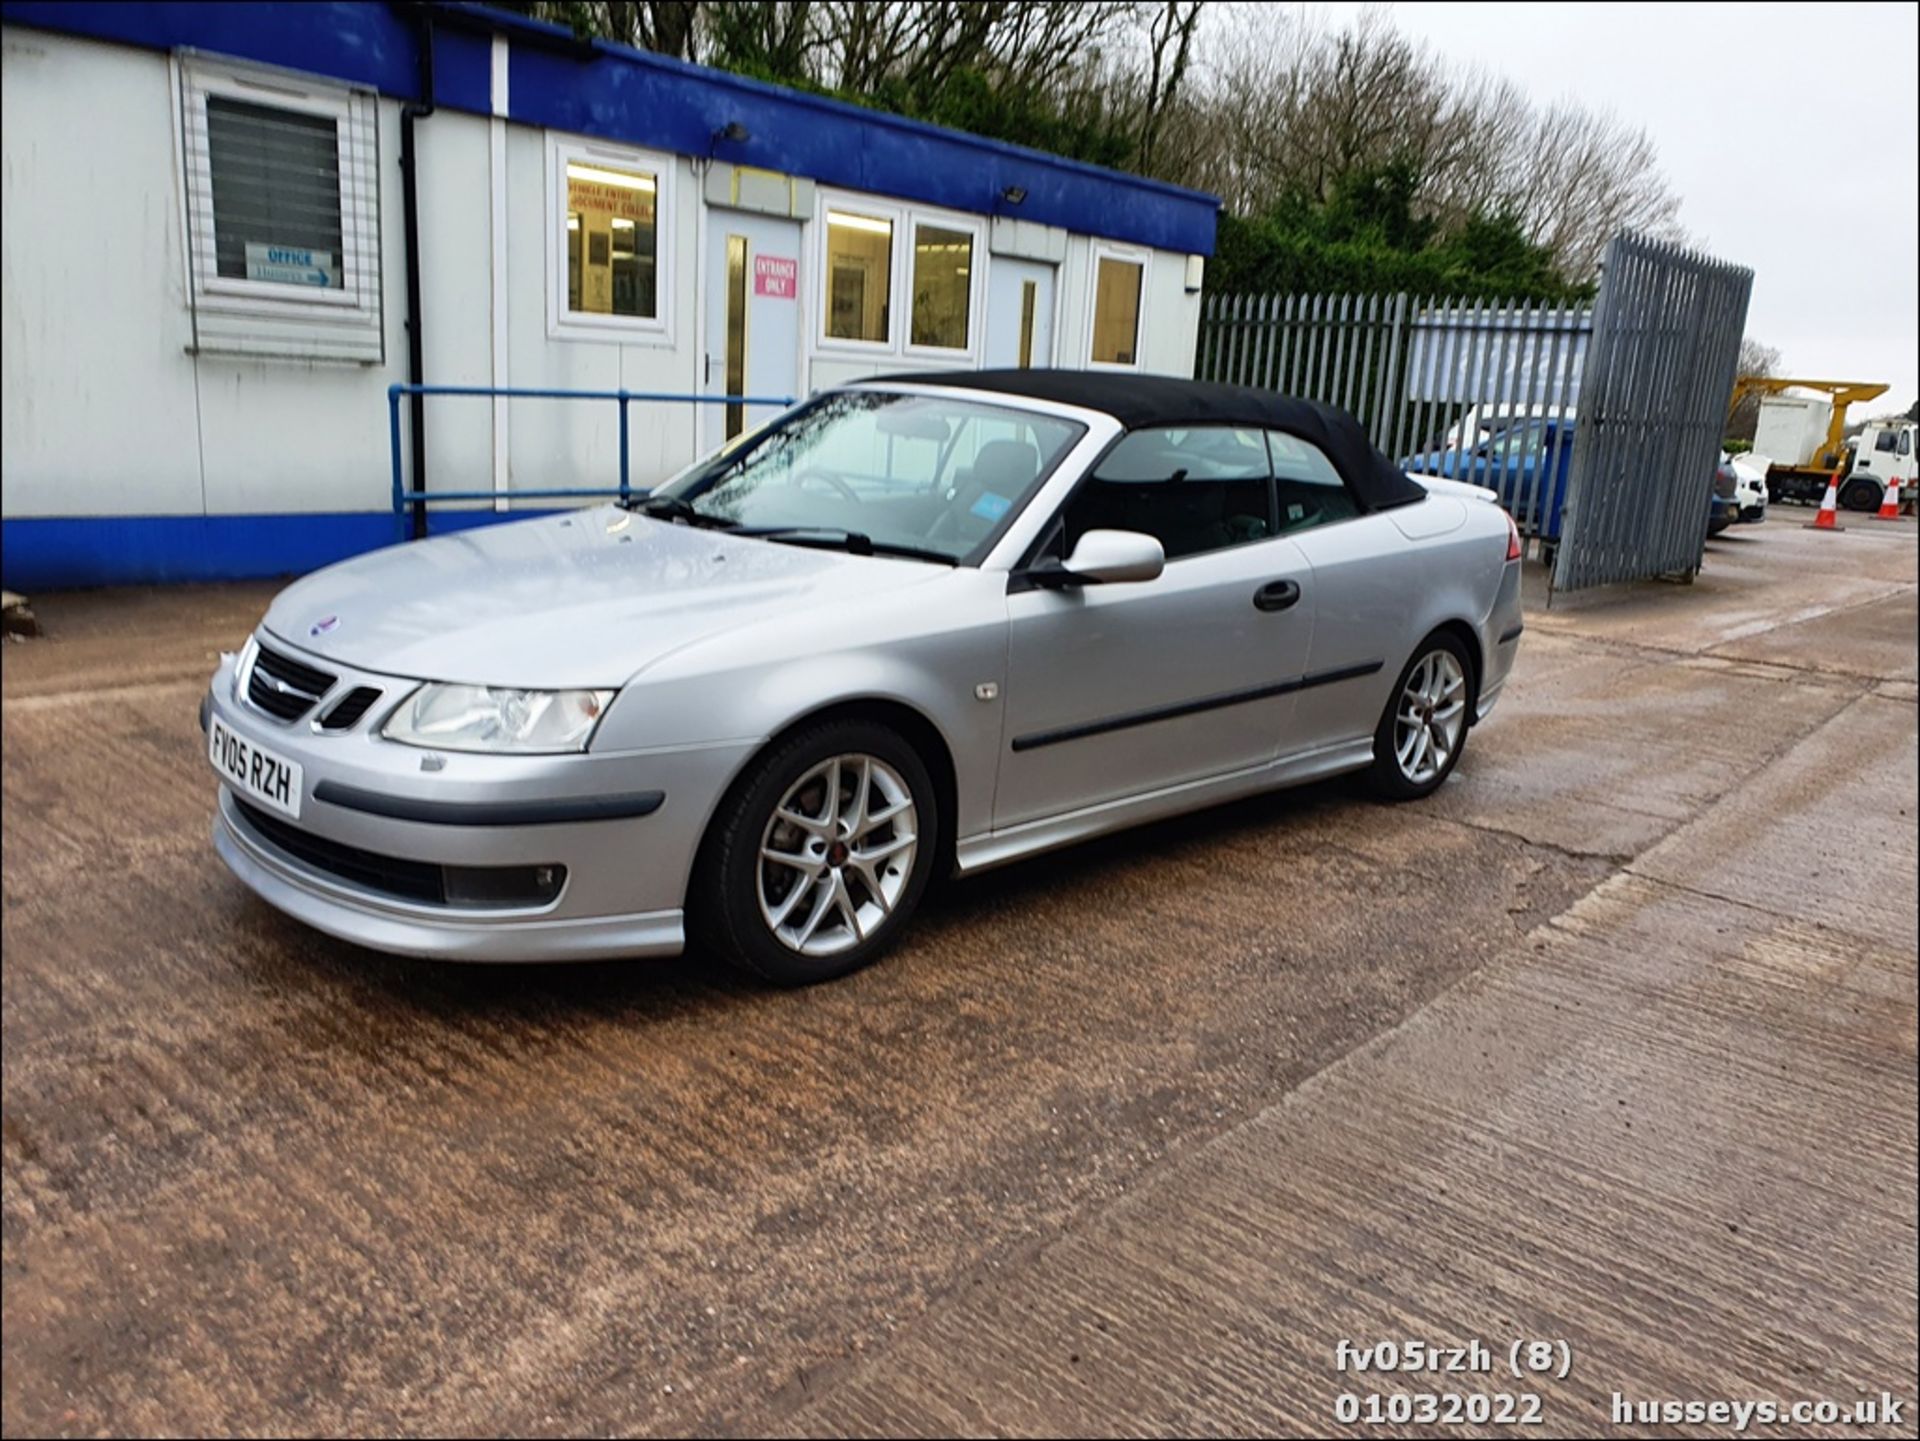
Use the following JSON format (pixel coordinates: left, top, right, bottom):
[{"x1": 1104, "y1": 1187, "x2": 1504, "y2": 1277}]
[
  {"x1": 548, "y1": 136, "x2": 675, "y2": 342},
  {"x1": 910, "y1": 223, "x2": 972, "y2": 350},
  {"x1": 178, "y1": 56, "x2": 382, "y2": 361},
  {"x1": 565, "y1": 161, "x2": 658, "y2": 319},
  {"x1": 205, "y1": 97, "x2": 345, "y2": 290},
  {"x1": 1091, "y1": 254, "x2": 1143, "y2": 365},
  {"x1": 826, "y1": 209, "x2": 893, "y2": 343}
]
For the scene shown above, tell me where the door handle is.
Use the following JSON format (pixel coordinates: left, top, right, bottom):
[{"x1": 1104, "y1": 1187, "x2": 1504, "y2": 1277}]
[{"x1": 1253, "y1": 580, "x2": 1301, "y2": 612}]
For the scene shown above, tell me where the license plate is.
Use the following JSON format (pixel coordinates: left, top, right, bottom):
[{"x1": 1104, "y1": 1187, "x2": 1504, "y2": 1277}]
[{"x1": 209, "y1": 715, "x2": 303, "y2": 820}]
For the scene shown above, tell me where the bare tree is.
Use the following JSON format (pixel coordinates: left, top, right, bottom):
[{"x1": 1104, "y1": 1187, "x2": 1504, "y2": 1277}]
[
  {"x1": 1502, "y1": 102, "x2": 1681, "y2": 278},
  {"x1": 523, "y1": 1, "x2": 1161, "y2": 141},
  {"x1": 1724, "y1": 336, "x2": 1783, "y2": 442},
  {"x1": 1135, "y1": 0, "x2": 1205, "y2": 172},
  {"x1": 1163, "y1": 4, "x2": 1684, "y2": 282},
  {"x1": 704, "y1": 1, "x2": 820, "y2": 77}
]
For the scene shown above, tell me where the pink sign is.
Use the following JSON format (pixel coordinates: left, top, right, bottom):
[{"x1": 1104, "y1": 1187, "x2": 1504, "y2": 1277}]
[{"x1": 754, "y1": 255, "x2": 798, "y2": 299}]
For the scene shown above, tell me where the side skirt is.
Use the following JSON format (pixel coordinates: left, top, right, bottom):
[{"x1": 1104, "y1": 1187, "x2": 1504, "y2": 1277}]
[{"x1": 954, "y1": 737, "x2": 1376, "y2": 876}]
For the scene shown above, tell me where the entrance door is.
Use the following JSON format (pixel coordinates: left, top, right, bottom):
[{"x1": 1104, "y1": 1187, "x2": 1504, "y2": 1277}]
[
  {"x1": 703, "y1": 213, "x2": 802, "y2": 453},
  {"x1": 983, "y1": 258, "x2": 1054, "y2": 369}
]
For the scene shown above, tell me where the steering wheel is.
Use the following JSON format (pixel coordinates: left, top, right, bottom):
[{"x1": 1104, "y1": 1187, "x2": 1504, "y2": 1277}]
[{"x1": 783, "y1": 469, "x2": 861, "y2": 503}]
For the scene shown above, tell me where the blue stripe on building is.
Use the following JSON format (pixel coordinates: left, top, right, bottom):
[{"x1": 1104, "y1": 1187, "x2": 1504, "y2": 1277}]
[{"x1": 1, "y1": 511, "x2": 559, "y2": 590}]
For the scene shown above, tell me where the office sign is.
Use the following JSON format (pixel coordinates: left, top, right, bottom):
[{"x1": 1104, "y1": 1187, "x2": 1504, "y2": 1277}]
[{"x1": 245, "y1": 244, "x2": 338, "y2": 288}]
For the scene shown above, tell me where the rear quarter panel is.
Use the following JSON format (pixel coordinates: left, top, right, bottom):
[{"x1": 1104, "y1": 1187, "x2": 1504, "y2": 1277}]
[{"x1": 1287, "y1": 499, "x2": 1512, "y2": 755}]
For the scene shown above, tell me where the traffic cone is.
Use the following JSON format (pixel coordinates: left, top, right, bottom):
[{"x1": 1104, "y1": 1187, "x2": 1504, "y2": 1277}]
[
  {"x1": 1875, "y1": 475, "x2": 1901, "y2": 521},
  {"x1": 1806, "y1": 470, "x2": 1845, "y2": 531}
]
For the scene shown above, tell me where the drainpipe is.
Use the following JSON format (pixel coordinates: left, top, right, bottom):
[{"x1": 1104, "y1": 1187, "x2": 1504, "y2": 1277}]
[{"x1": 399, "y1": 9, "x2": 436, "y2": 540}]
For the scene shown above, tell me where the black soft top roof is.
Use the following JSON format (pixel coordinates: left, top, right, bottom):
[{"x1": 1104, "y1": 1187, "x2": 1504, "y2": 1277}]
[{"x1": 882, "y1": 368, "x2": 1427, "y2": 512}]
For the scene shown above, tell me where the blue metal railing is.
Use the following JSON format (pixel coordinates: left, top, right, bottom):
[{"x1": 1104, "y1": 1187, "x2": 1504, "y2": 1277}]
[{"x1": 386, "y1": 383, "x2": 796, "y2": 530}]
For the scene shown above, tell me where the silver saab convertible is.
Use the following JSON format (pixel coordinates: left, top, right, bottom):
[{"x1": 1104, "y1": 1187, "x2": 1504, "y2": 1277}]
[{"x1": 204, "y1": 371, "x2": 1523, "y2": 984}]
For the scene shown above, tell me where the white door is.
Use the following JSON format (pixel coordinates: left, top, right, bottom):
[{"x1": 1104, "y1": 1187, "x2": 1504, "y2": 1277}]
[
  {"x1": 703, "y1": 213, "x2": 803, "y2": 453},
  {"x1": 983, "y1": 258, "x2": 1054, "y2": 369}
]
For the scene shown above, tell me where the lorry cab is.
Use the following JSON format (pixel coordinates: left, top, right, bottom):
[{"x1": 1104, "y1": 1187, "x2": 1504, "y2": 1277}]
[{"x1": 1851, "y1": 421, "x2": 1917, "y2": 504}]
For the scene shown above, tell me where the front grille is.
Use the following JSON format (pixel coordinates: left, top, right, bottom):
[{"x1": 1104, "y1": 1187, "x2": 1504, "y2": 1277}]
[
  {"x1": 248, "y1": 643, "x2": 336, "y2": 721},
  {"x1": 318, "y1": 686, "x2": 381, "y2": 731},
  {"x1": 231, "y1": 799, "x2": 566, "y2": 910}
]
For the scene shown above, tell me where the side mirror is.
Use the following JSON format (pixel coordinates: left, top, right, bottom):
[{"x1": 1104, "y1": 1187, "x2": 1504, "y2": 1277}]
[{"x1": 1033, "y1": 529, "x2": 1165, "y2": 587}]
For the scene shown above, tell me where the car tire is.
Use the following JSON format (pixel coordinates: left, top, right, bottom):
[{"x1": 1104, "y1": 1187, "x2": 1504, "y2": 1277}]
[
  {"x1": 690, "y1": 718, "x2": 938, "y2": 986},
  {"x1": 1841, "y1": 478, "x2": 1884, "y2": 513},
  {"x1": 1367, "y1": 632, "x2": 1474, "y2": 802}
]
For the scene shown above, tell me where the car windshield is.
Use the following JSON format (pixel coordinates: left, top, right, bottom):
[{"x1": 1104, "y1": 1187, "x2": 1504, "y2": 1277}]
[{"x1": 648, "y1": 390, "x2": 1086, "y2": 563}]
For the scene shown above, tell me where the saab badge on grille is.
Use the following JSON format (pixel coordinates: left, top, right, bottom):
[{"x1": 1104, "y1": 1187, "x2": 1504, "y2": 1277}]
[{"x1": 309, "y1": 615, "x2": 340, "y2": 637}]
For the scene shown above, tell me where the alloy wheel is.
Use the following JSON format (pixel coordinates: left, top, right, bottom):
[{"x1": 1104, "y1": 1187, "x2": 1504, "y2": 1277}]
[
  {"x1": 756, "y1": 754, "x2": 919, "y2": 957},
  {"x1": 1394, "y1": 649, "x2": 1467, "y2": 786}
]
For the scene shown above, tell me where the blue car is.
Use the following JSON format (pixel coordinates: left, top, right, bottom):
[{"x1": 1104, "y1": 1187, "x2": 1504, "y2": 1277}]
[
  {"x1": 1403, "y1": 417, "x2": 1574, "y2": 538},
  {"x1": 1408, "y1": 418, "x2": 1737, "y2": 542}
]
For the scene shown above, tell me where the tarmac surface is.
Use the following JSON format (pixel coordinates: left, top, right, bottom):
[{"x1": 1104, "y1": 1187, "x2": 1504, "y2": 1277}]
[{"x1": 3, "y1": 515, "x2": 1915, "y2": 1436}]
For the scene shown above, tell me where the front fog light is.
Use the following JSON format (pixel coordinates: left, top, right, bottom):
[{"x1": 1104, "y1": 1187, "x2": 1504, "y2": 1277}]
[{"x1": 382, "y1": 684, "x2": 613, "y2": 754}]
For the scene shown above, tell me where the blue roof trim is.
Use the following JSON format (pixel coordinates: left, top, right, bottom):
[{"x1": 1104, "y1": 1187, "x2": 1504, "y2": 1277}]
[
  {"x1": 1, "y1": 0, "x2": 1219, "y2": 255},
  {"x1": 1, "y1": 1, "x2": 423, "y2": 97},
  {"x1": 507, "y1": 45, "x2": 1215, "y2": 253}
]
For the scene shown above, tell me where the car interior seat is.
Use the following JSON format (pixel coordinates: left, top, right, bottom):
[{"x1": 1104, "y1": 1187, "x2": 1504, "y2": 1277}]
[{"x1": 931, "y1": 438, "x2": 1041, "y2": 545}]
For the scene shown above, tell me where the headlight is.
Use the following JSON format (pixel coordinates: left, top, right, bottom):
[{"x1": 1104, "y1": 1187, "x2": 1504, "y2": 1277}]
[{"x1": 382, "y1": 684, "x2": 614, "y2": 754}]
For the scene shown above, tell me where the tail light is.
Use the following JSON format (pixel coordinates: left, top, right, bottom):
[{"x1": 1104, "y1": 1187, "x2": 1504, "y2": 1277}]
[{"x1": 1504, "y1": 510, "x2": 1522, "y2": 562}]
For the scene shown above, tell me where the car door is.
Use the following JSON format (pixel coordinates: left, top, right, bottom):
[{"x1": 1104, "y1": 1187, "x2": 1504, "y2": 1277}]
[
  {"x1": 1264, "y1": 427, "x2": 1412, "y2": 761},
  {"x1": 994, "y1": 426, "x2": 1316, "y2": 830}
]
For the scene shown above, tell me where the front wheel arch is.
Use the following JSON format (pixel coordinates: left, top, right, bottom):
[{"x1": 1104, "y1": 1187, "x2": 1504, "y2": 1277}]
[{"x1": 698, "y1": 697, "x2": 960, "y2": 888}]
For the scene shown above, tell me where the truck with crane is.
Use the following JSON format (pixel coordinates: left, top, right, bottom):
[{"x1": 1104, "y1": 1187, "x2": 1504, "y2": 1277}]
[{"x1": 1728, "y1": 378, "x2": 1917, "y2": 510}]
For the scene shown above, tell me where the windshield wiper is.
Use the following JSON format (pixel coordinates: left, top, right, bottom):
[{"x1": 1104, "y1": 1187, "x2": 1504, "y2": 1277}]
[
  {"x1": 625, "y1": 493, "x2": 736, "y2": 529},
  {"x1": 733, "y1": 526, "x2": 959, "y2": 566}
]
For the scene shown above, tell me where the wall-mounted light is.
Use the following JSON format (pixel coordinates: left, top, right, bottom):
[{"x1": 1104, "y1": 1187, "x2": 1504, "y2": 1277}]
[
  {"x1": 1001, "y1": 185, "x2": 1028, "y2": 206},
  {"x1": 712, "y1": 121, "x2": 751, "y2": 145}
]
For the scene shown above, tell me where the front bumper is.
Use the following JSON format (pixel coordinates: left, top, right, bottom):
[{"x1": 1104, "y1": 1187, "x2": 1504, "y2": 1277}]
[
  {"x1": 214, "y1": 793, "x2": 685, "y2": 960},
  {"x1": 203, "y1": 643, "x2": 756, "y2": 962}
]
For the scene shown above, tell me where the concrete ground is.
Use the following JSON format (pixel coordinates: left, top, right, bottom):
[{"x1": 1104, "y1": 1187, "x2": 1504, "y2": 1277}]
[{"x1": 2, "y1": 517, "x2": 1914, "y2": 1437}]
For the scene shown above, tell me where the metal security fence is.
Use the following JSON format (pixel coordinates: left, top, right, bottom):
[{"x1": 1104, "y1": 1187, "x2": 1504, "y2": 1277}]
[
  {"x1": 1197, "y1": 233, "x2": 1752, "y2": 592},
  {"x1": 1552, "y1": 235, "x2": 1753, "y2": 592},
  {"x1": 1198, "y1": 292, "x2": 1591, "y2": 557}
]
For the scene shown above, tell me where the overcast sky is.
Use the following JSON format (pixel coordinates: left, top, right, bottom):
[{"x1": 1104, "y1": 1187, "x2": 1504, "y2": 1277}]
[{"x1": 1266, "y1": 2, "x2": 1919, "y2": 419}]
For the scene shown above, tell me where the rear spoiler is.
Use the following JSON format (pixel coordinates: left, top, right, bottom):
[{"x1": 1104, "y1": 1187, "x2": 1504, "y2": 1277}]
[{"x1": 1405, "y1": 471, "x2": 1499, "y2": 504}]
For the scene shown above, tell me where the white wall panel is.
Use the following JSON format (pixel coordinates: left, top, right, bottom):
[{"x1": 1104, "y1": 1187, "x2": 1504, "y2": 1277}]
[
  {"x1": 411, "y1": 110, "x2": 493, "y2": 507},
  {"x1": 1142, "y1": 250, "x2": 1202, "y2": 377},
  {"x1": 0, "y1": 32, "x2": 202, "y2": 518}
]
